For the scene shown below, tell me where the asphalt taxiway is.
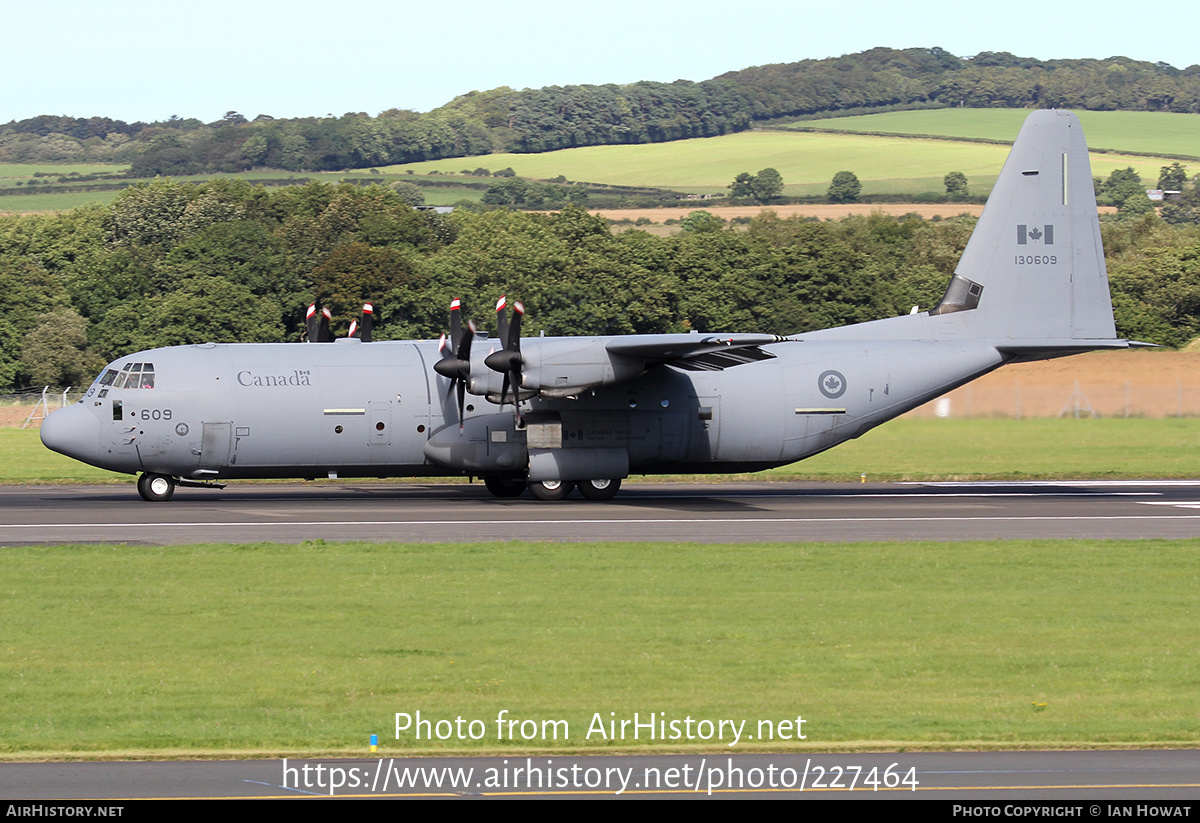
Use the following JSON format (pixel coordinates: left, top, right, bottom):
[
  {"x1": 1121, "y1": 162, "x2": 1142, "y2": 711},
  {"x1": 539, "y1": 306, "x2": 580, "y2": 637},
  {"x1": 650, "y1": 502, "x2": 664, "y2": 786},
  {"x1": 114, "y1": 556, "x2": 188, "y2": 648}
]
[{"x1": 5, "y1": 480, "x2": 1200, "y2": 545}]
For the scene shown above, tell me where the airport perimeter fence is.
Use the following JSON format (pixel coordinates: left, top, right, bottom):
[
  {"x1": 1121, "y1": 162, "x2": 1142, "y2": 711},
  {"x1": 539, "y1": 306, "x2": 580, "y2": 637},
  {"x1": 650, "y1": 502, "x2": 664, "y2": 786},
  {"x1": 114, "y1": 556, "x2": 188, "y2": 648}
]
[{"x1": 1, "y1": 387, "x2": 83, "y2": 429}]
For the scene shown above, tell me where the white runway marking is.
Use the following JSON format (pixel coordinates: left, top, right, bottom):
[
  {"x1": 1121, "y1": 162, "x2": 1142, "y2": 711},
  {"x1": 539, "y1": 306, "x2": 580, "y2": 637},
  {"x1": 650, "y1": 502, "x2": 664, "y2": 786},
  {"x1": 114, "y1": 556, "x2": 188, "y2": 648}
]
[{"x1": 7, "y1": 514, "x2": 1200, "y2": 530}]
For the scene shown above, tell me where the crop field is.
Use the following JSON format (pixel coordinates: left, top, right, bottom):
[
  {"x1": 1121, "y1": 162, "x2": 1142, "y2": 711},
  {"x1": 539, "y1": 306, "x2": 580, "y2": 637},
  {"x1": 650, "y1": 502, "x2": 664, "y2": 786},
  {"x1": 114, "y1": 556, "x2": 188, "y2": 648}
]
[
  {"x1": 790, "y1": 109, "x2": 1200, "y2": 160},
  {"x1": 385, "y1": 129, "x2": 1167, "y2": 197}
]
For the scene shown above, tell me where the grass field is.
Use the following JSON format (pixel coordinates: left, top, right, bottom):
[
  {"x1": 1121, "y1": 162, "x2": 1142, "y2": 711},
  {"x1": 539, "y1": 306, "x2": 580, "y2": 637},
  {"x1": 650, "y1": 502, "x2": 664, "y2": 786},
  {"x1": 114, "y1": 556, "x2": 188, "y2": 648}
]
[
  {"x1": 791, "y1": 109, "x2": 1200, "y2": 160},
  {"x1": 0, "y1": 168, "x2": 481, "y2": 214},
  {"x1": 0, "y1": 163, "x2": 129, "y2": 183},
  {"x1": 0, "y1": 190, "x2": 123, "y2": 213},
  {"x1": 3, "y1": 537, "x2": 1198, "y2": 756}
]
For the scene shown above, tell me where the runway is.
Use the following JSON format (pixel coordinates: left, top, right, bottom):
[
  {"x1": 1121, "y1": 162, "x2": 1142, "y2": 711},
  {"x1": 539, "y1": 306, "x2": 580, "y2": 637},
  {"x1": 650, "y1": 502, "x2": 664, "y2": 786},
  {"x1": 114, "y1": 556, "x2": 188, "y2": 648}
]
[{"x1": 5, "y1": 480, "x2": 1200, "y2": 545}]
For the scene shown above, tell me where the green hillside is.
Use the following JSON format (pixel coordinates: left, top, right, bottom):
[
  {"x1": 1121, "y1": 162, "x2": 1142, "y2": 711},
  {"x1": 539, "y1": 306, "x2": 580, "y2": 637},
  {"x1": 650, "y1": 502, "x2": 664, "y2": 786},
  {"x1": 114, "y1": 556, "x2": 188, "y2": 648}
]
[
  {"x1": 789, "y1": 110, "x2": 1200, "y2": 159},
  {"x1": 2, "y1": 110, "x2": 1190, "y2": 211}
]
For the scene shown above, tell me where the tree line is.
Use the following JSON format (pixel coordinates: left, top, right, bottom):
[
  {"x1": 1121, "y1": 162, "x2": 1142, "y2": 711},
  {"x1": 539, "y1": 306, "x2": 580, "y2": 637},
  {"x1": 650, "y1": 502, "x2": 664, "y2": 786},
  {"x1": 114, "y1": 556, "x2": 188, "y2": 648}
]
[
  {"x1": 4, "y1": 48, "x2": 1199, "y2": 174},
  {"x1": 2, "y1": 178, "x2": 1200, "y2": 389}
]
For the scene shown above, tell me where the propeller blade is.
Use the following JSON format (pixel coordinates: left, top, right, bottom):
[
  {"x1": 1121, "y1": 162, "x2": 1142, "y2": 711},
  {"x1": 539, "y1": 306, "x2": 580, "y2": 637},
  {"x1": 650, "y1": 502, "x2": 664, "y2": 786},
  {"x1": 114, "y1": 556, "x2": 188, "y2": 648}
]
[
  {"x1": 508, "y1": 300, "x2": 523, "y2": 352},
  {"x1": 318, "y1": 307, "x2": 332, "y2": 343},
  {"x1": 495, "y1": 295, "x2": 508, "y2": 345},
  {"x1": 449, "y1": 298, "x2": 462, "y2": 351},
  {"x1": 456, "y1": 378, "x2": 466, "y2": 431},
  {"x1": 305, "y1": 303, "x2": 318, "y2": 343},
  {"x1": 361, "y1": 302, "x2": 373, "y2": 343}
]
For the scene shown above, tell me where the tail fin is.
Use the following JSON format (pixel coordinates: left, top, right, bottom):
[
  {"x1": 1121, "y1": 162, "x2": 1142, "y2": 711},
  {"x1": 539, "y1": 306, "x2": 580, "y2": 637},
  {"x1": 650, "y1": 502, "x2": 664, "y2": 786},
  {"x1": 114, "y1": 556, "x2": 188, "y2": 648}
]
[{"x1": 934, "y1": 109, "x2": 1117, "y2": 342}]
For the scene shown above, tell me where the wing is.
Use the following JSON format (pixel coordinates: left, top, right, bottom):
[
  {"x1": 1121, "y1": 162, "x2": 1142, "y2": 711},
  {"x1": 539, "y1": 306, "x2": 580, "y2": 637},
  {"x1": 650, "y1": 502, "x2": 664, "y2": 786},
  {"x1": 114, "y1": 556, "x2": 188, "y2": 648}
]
[{"x1": 516, "y1": 333, "x2": 793, "y2": 398}]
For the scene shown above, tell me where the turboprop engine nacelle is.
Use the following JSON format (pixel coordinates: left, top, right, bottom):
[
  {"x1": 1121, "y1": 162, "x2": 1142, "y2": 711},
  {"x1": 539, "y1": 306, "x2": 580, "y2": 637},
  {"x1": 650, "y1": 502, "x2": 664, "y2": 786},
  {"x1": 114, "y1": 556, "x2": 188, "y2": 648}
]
[{"x1": 496, "y1": 338, "x2": 645, "y2": 399}]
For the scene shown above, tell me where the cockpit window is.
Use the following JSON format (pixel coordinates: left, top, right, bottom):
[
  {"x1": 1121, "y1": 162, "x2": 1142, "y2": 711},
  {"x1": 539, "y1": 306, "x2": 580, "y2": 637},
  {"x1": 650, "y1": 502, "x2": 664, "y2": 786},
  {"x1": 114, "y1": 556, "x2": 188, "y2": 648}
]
[
  {"x1": 109, "y1": 362, "x2": 156, "y2": 390},
  {"x1": 98, "y1": 369, "x2": 119, "y2": 387}
]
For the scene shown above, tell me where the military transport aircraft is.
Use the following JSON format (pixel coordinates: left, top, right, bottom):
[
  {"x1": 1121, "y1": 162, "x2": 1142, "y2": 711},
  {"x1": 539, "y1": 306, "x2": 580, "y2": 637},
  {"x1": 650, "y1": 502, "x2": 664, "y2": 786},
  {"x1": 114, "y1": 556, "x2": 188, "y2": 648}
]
[{"x1": 41, "y1": 110, "x2": 1141, "y2": 502}]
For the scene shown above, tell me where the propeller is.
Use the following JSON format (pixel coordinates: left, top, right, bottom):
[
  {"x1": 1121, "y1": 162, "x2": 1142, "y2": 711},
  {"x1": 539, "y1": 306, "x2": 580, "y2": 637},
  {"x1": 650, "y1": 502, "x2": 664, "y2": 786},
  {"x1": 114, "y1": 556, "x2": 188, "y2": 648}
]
[
  {"x1": 484, "y1": 295, "x2": 524, "y2": 413},
  {"x1": 433, "y1": 298, "x2": 475, "y2": 428}
]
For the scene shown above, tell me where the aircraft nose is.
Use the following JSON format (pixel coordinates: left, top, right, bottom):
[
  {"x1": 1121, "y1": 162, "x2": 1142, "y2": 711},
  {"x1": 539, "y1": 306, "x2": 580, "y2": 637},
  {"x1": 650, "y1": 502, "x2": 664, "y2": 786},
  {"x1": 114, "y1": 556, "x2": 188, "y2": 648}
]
[{"x1": 40, "y1": 403, "x2": 101, "y2": 466}]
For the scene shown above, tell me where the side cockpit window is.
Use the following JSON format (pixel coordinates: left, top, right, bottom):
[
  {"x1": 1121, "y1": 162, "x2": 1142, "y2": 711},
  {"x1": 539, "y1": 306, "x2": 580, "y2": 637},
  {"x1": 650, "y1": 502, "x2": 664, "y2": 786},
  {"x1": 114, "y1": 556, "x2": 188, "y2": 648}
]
[{"x1": 112, "y1": 362, "x2": 156, "y2": 390}]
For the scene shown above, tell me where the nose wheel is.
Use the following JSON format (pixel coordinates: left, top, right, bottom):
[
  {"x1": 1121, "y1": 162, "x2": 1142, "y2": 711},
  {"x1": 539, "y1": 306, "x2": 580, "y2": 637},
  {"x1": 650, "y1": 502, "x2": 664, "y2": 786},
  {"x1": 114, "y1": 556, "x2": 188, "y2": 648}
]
[{"x1": 137, "y1": 472, "x2": 176, "y2": 502}]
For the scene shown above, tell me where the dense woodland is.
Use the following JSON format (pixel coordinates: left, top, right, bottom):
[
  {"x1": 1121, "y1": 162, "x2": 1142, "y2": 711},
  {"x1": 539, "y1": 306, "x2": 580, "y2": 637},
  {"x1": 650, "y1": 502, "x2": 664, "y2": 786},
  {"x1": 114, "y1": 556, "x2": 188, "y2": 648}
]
[
  {"x1": 4, "y1": 48, "x2": 1200, "y2": 173},
  {"x1": 3, "y1": 177, "x2": 1200, "y2": 390}
]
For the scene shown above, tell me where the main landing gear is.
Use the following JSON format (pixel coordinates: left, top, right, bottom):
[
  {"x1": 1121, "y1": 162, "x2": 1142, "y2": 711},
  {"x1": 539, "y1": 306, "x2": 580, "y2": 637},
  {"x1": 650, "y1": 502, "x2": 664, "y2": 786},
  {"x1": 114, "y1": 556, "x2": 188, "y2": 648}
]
[
  {"x1": 482, "y1": 476, "x2": 622, "y2": 501},
  {"x1": 136, "y1": 472, "x2": 176, "y2": 502},
  {"x1": 577, "y1": 478, "x2": 621, "y2": 501},
  {"x1": 528, "y1": 479, "x2": 574, "y2": 501},
  {"x1": 483, "y1": 476, "x2": 527, "y2": 498}
]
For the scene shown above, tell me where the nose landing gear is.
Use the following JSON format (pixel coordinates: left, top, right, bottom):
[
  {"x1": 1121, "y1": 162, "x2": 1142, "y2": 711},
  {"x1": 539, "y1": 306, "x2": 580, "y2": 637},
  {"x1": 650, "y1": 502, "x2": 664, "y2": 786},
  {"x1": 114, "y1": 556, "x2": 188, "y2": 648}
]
[{"x1": 136, "y1": 472, "x2": 176, "y2": 502}]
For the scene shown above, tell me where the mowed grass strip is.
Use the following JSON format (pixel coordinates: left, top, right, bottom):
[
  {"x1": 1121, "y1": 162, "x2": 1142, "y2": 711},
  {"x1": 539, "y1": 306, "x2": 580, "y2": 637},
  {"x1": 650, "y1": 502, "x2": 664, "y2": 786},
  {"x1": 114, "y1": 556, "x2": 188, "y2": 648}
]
[
  {"x1": 2, "y1": 538, "x2": 1198, "y2": 756},
  {"x1": 6, "y1": 417, "x2": 1199, "y2": 486}
]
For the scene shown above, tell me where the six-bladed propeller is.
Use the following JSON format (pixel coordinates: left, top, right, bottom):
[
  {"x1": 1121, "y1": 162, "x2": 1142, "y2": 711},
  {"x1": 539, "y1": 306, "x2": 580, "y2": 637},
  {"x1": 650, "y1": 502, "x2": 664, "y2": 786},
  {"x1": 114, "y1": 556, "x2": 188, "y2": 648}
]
[{"x1": 483, "y1": 295, "x2": 525, "y2": 412}]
